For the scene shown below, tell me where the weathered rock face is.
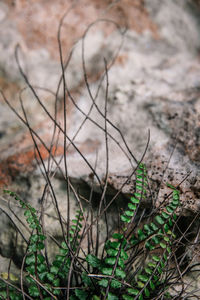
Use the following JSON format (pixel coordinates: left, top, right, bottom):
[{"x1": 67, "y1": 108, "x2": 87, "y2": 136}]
[{"x1": 0, "y1": 0, "x2": 200, "y2": 276}]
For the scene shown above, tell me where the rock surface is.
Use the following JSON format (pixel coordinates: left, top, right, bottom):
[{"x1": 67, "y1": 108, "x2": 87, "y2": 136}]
[{"x1": 0, "y1": 0, "x2": 200, "y2": 278}]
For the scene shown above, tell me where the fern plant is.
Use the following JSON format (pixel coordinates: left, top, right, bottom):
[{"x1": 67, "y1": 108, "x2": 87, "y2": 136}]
[
  {"x1": 2, "y1": 190, "x2": 84, "y2": 299},
  {"x1": 1, "y1": 162, "x2": 183, "y2": 300},
  {"x1": 84, "y1": 163, "x2": 180, "y2": 300}
]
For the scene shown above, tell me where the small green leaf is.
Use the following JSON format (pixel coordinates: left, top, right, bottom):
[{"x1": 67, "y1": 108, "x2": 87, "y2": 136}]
[
  {"x1": 148, "y1": 262, "x2": 156, "y2": 268},
  {"x1": 168, "y1": 218, "x2": 173, "y2": 226},
  {"x1": 30, "y1": 207, "x2": 36, "y2": 213},
  {"x1": 145, "y1": 267, "x2": 152, "y2": 275},
  {"x1": 164, "y1": 224, "x2": 169, "y2": 232},
  {"x1": 86, "y1": 254, "x2": 101, "y2": 269},
  {"x1": 55, "y1": 255, "x2": 65, "y2": 262},
  {"x1": 151, "y1": 236, "x2": 160, "y2": 245},
  {"x1": 128, "y1": 203, "x2": 137, "y2": 210},
  {"x1": 173, "y1": 193, "x2": 179, "y2": 200},
  {"x1": 136, "y1": 185, "x2": 143, "y2": 191},
  {"x1": 118, "y1": 258, "x2": 125, "y2": 268},
  {"x1": 53, "y1": 278, "x2": 60, "y2": 287},
  {"x1": 137, "y1": 229, "x2": 146, "y2": 241},
  {"x1": 37, "y1": 254, "x2": 45, "y2": 264},
  {"x1": 26, "y1": 254, "x2": 35, "y2": 265},
  {"x1": 28, "y1": 285, "x2": 40, "y2": 297},
  {"x1": 125, "y1": 210, "x2": 134, "y2": 217},
  {"x1": 144, "y1": 287, "x2": 150, "y2": 297},
  {"x1": 121, "y1": 215, "x2": 131, "y2": 223},
  {"x1": 120, "y1": 249, "x2": 128, "y2": 260},
  {"x1": 46, "y1": 272, "x2": 54, "y2": 281},
  {"x1": 102, "y1": 268, "x2": 112, "y2": 276},
  {"x1": 24, "y1": 210, "x2": 32, "y2": 217},
  {"x1": 27, "y1": 216, "x2": 34, "y2": 224},
  {"x1": 150, "y1": 222, "x2": 158, "y2": 231},
  {"x1": 39, "y1": 234, "x2": 46, "y2": 241},
  {"x1": 37, "y1": 263, "x2": 47, "y2": 273},
  {"x1": 134, "y1": 193, "x2": 142, "y2": 199},
  {"x1": 53, "y1": 289, "x2": 61, "y2": 296},
  {"x1": 137, "y1": 281, "x2": 144, "y2": 288},
  {"x1": 39, "y1": 271, "x2": 47, "y2": 281},
  {"x1": 136, "y1": 179, "x2": 146, "y2": 185},
  {"x1": 155, "y1": 215, "x2": 165, "y2": 225},
  {"x1": 75, "y1": 289, "x2": 88, "y2": 300},
  {"x1": 160, "y1": 260, "x2": 165, "y2": 268},
  {"x1": 110, "y1": 241, "x2": 121, "y2": 249},
  {"x1": 163, "y1": 253, "x2": 168, "y2": 261},
  {"x1": 105, "y1": 257, "x2": 116, "y2": 265},
  {"x1": 153, "y1": 275, "x2": 159, "y2": 281},
  {"x1": 160, "y1": 242, "x2": 166, "y2": 249},
  {"x1": 50, "y1": 266, "x2": 59, "y2": 274},
  {"x1": 164, "y1": 236, "x2": 170, "y2": 242},
  {"x1": 36, "y1": 242, "x2": 45, "y2": 250},
  {"x1": 130, "y1": 236, "x2": 138, "y2": 245},
  {"x1": 162, "y1": 212, "x2": 170, "y2": 219},
  {"x1": 26, "y1": 275, "x2": 35, "y2": 284},
  {"x1": 127, "y1": 288, "x2": 139, "y2": 295},
  {"x1": 82, "y1": 272, "x2": 92, "y2": 287},
  {"x1": 149, "y1": 280, "x2": 155, "y2": 290},
  {"x1": 107, "y1": 292, "x2": 119, "y2": 300},
  {"x1": 112, "y1": 233, "x2": 123, "y2": 240},
  {"x1": 170, "y1": 204, "x2": 177, "y2": 210},
  {"x1": 115, "y1": 268, "x2": 126, "y2": 279},
  {"x1": 26, "y1": 264, "x2": 35, "y2": 275},
  {"x1": 152, "y1": 255, "x2": 160, "y2": 262},
  {"x1": 10, "y1": 292, "x2": 22, "y2": 300},
  {"x1": 138, "y1": 274, "x2": 149, "y2": 282},
  {"x1": 172, "y1": 199, "x2": 179, "y2": 206},
  {"x1": 29, "y1": 223, "x2": 37, "y2": 229},
  {"x1": 30, "y1": 234, "x2": 38, "y2": 243},
  {"x1": 136, "y1": 175, "x2": 143, "y2": 179},
  {"x1": 167, "y1": 246, "x2": 172, "y2": 253},
  {"x1": 60, "y1": 248, "x2": 68, "y2": 255},
  {"x1": 143, "y1": 224, "x2": 151, "y2": 233},
  {"x1": 145, "y1": 241, "x2": 155, "y2": 250},
  {"x1": 72, "y1": 219, "x2": 78, "y2": 224},
  {"x1": 130, "y1": 197, "x2": 139, "y2": 204},
  {"x1": 166, "y1": 206, "x2": 174, "y2": 213},
  {"x1": 106, "y1": 248, "x2": 118, "y2": 256},
  {"x1": 98, "y1": 278, "x2": 108, "y2": 287},
  {"x1": 111, "y1": 279, "x2": 122, "y2": 289}
]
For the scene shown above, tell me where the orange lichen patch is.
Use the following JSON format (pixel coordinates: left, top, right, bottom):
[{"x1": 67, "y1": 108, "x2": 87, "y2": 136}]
[
  {"x1": 0, "y1": 144, "x2": 62, "y2": 187},
  {"x1": 4, "y1": 144, "x2": 64, "y2": 172},
  {"x1": 115, "y1": 53, "x2": 129, "y2": 66},
  {"x1": 95, "y1": 0, "x2": 158, "y2": 37},
  {"x1": 0, "y1": 138, "x2": 100, "y2": 187},
  {"x1": 6, "y1": 0, "x2": 158, "y2": 60}
]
